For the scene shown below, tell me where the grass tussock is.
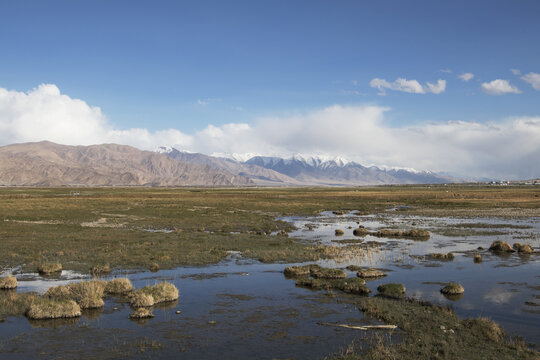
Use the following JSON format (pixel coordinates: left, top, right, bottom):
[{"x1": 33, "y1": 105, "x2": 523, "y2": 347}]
[
  {"x1": 90, "y1": 264, "x2": 111, "y2": 276},
  {"x1": 148, "y1": 263, "x2": 160, "y2": 272},
  {"x1": 45, "y1": 280, "x2": 106, "y2": 309},
  {"x1": 26, "y1": 298, "x2": 81, "y2": 320},
  {"x1": 353, "y1": 227, "x2": 369, "y2": 236},
  {"x1": 373, "y1": 229, "x2": 430, "y2": 240},
  {"x1": 441, "y1": 282, "x2": 464, "y2": 295},
  {"x1": 37, "y1": 262, "x2": 62, "y2": 275},
  {"x1": 0, "y1": 276, "x2": 17, "y2": 289},
  {"x1": 105, "y1": 278, "x2": 134, "y2": 295},
  {"x1": 356, "y1": 268, "x2": 386, "y2": 279},
  {"x1": 283, "y1": 264, "x2": 315, "y2": 277},
  {"x1": 513, "y1": 243, "x2": 533, "y2": 253},
  {"x1": 335, "y1": 229, "x2": 345, "y2": 236},
  {"x1": 427, "y1": 252, "x2": 455, "y2": 261},
  {"x1": 129, "y1": 292, "x2": 155, "y2": 307},
  {"x1": 489, "y1": 241, "x2": 514, "y2": 252},
  {"x1": 130, "y1": 307, "x2": 154, "y2": 319},
  {"x1": 296, "y1": 277, "x2": 370, "y2": 295},
  {"x1": 0, "y1": 291, "x2": 37, "y2": 317},
  {"x1": 135, "y1": 282, "x2": 179, "y2": 304},
  {"x1": 310, "y1": 266, "x2": 347, "y2": 279},
  {"x1": 377, "y1": 283, "x2": 406, "y2": 299},
  {"x1": 474, "y1": 254, "x2": 482, "y2": 263}
]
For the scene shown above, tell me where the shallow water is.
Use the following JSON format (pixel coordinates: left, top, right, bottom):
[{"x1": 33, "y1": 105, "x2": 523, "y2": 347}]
[
  {"x1": 282, "y1": 211, "x2": 540, "y2": 344},
  {"x1": 0, "y1": 211, "x2": 539, "y2": 358}
]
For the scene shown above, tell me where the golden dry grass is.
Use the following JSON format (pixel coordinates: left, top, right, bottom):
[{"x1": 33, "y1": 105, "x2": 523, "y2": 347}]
[
  {"x1": 0, "y1": 276, "x2": 17, "y2": 289},
  {"x1": 105, "y1": 278, "x2": 134, "y2": 295},
  {"x1": 441, "y1": 282, "x2": 465, "y2": 295},
  {"x1": 129, "y1": 292, "x2": 155, "y2": 308},
  {"x1": 130, "y1": 307, "x2": 154, "y2": 319},
  {"x1": 37, "y1": 262, "x2": 62, "y2": 275},
  {"x1": 26, "y1": 298, "x2": 81, "y2": 319},
  {"x1": 137, "y1": 282, "x2": 179, "y2": 304}
]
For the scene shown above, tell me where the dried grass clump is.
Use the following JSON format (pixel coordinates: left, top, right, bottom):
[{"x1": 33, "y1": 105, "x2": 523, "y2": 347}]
[
  {"x1": 105, "y1": 278, "x2": 134, "y2": 295},
  {"x1": 310, "y1": 267, "x2": 347, "y2": 279},
  {"x1": 336, "y1": 278, "x2": 370, "y2": 295},
  {"x1": 471, "y1": 317, "x2": 504, "y2": 343},
  {"x1": 332, "y1": 210, "x2": 346, "y2": 215},
  {"x1": 137, "y1": 282, "x2": 179, "y2": 304},
  {"x1": 44, "y1": 285, "x2": 71, "y2": 299},
  {"x1": 26, "y1": 298, "x2": 81, "y2": 320},
  {"x1": 148, "y1": 263, "x2": 160, "y2": 272},
  {"x1": 44, "y1": 280, "x2": 106, "y2": 309},
  {"x1": 377, "y1": 283, "x2": 406, "y2": 299},
  {"x1": 428, "y1": 252, "x2": 455, "y2": 261},
  {"x1": 335, "y1": 229, "x2": 345, "y2": 236},
  {"x1": 295, "y1": 277, "x2": 370, "y2": 295},
  {"x1": 283, "y1": 265, "x2": 314, "y2": 277},
  {"x1": 37, "y1": 262, "x2": 62, "y2": 275},
  {"x1": 90, "y1": 264, "x2": 111, "y2": 276},
  {"x1": 441, "y1": 282, "x2": 464, "y2": 295},
  {"x1": 129, "y1": 292, "x2": 155, "y2": 307},
  {"x1": 513, "y1": 243, "x2": 533, "y2": 254},
  {"x1": 357, "y1": 268, "x2": 387, "y2": 279},
  {"x1": 489, "y1": 241, "x2": 514, "y2": 252},
  {"x1": 474, "y1": 254, "x2": 482, "y2": 263},
  {"x1": 68, "y1": 281, "x2": 106, "y2": 309},
  {"x1": 0, "y1": 276, "x2": 17, "y2": 290},
  {"x1": 353, "y1": 227, "x2": 369, "y2": 236},
  {"x1": 373, "y1": 229, "x2": 430, "y2": 240},
  {"x1": 130, "y1": 307, "x2": 154, "y2": 319}
]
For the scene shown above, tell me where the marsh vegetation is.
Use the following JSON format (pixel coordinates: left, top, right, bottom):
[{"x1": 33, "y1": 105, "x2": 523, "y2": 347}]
[{"x1": 0, "y1": 185, "x2": 538, "y2": 359}]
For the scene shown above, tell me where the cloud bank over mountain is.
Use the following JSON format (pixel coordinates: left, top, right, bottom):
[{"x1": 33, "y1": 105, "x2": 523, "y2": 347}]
[{"x1": 1, "y1": 84, "x2": 539, "y2": 179}]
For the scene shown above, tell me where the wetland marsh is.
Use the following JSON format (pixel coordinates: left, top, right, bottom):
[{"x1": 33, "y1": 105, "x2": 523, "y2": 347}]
[{"x1": 0, "y1": 186, "x2": 539, "y2": 359}]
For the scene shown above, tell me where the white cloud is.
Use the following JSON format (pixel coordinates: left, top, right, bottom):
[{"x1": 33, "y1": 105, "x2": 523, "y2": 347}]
[
  {"x1": 369, "y1": 77, "x2": 446, "y2": 95},
  {"x1": 440, "y1": 69, "x2": 452, "y2": 73},
  {"x1": 510, "y1": 69, "x2": 521, "y2": 75},
  {"x1": 1, "y1": 84, "x2": 539, "y2": 179},
  {"x1": 521, "y1": 72, "x2": 540, "y2": 90},
  {"x1": 0, "y1": 84, "x2": 193, "y2": 150},
  {"x1": 458, "y1": 73, "x2": 474, "y2": 82},
  {"x1": 481, "y1": 79, "x2": 522, "y2": 95}
]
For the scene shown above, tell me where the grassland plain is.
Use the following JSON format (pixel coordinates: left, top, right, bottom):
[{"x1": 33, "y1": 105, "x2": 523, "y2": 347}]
[
  {"x1": 0, "y1": 185, "x2": 539, "y2": 272},
  {"x1": 0, "y1": 185, "x2": 539, "y2": 359}
]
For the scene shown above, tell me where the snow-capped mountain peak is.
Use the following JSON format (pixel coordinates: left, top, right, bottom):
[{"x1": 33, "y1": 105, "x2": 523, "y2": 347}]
[{"x1": 155, "y1": 146, "x2": 174, "y2": 154}]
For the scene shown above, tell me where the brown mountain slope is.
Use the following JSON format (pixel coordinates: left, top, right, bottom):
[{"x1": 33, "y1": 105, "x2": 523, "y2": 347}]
[{"x1": 0, "y1": 141, "x2": 252, "y2": 186}]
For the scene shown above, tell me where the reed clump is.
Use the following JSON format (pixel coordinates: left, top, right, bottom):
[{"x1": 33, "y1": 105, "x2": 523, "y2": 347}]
[
  {"x1": 105, "y1": 278, "x2": 134, "y2": 295},
  {"x1": 428, "y1": 252, "x2": 455, "y2": 261},
  {"x1": 441, "y1": 282, "x2": 464, "y2": 295},
  {"x1": 130, "y1": 307, "x2": 154, "y2": 319},
  {"x1": 26, "y1": 298, "x2": 81, "y2": 320},
  {"x1": 489, "y1": 241, "x2": 514, "y2": 252},
  {"x1": 0, "y1": 276, "x2": 17, "y2": 290},
  {"x1": 513, "y1": 243, "x2": 533, "y2": 254},
  {"x1": 377, "y1": 283, "x2": 406, "y2": 299},
  {"x1": 357, "y1": 268, "x2": 387, "y2": 279},
  {"x1": 133, "y1": 282, "x2": 178, "y2": 305},
  {"x1": 37, "y1": 263, "x2": 62, "y2": 275}
]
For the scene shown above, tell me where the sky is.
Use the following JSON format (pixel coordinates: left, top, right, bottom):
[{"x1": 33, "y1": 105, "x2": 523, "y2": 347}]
[{"x1": 0, "y1": 0, "x2": 539, "y2": 179}]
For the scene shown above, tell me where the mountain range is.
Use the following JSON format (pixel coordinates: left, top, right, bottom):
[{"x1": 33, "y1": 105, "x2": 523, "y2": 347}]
[
  {"x1": 157, "y1": 146, "x2": 458, "y2": 186},
  {"x1": 0, "y1": 141, "x2": 458, "y2": 187}
]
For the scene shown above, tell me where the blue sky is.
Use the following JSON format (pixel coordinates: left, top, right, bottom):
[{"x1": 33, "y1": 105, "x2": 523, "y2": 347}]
[{"x1": 0, "y1": 1, "x2": 539, "y2": 178}]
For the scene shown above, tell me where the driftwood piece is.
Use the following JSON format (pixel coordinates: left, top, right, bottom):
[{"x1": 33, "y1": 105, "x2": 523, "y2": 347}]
[{"x1": 317, "y1": 322, "x2": 397, "y2": 331}]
